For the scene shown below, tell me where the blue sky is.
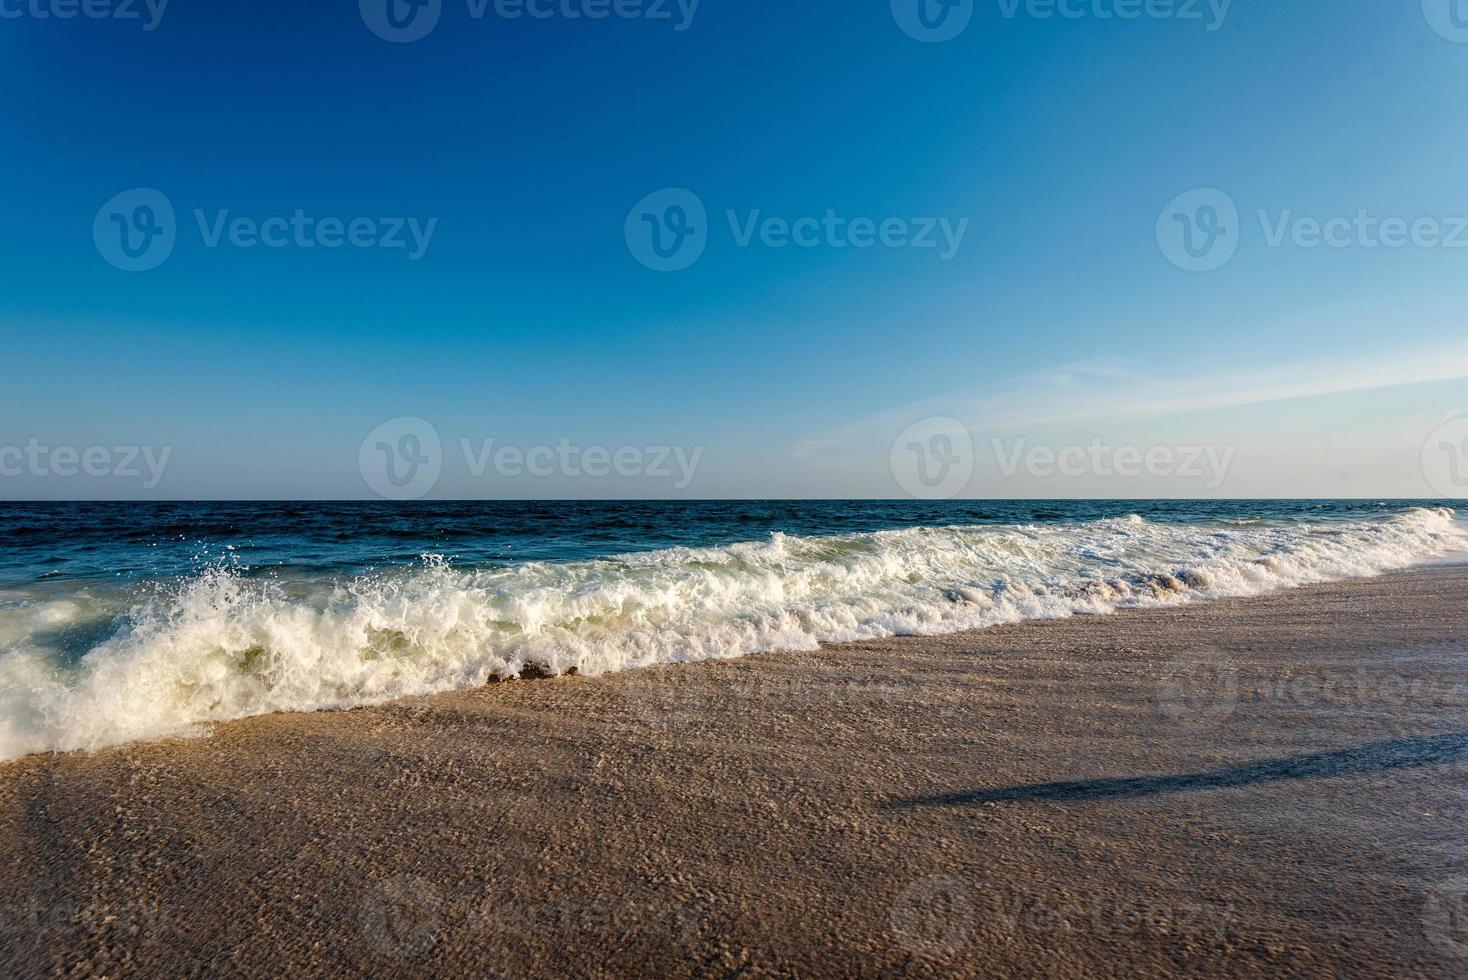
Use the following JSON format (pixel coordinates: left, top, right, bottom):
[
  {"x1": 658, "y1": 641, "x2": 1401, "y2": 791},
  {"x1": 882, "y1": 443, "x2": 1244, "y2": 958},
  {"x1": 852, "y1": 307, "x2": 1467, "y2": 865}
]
[{"x1": 2, "y1": 0, "x2": 1467, "y2": 499}]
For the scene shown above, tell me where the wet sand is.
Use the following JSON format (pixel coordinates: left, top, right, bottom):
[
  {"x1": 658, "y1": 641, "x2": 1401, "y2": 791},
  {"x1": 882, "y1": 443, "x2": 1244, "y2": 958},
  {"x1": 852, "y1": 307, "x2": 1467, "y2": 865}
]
[{"x1": 1, "y1": 566, "x2": 1465, "y2": 978}]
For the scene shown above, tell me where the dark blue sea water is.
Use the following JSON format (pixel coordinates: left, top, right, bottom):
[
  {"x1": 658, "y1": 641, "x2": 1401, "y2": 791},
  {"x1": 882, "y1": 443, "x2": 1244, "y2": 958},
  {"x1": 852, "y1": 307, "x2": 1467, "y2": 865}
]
[{"x1": 0, "y1": 499, "x2": 1458, "y2": 587}]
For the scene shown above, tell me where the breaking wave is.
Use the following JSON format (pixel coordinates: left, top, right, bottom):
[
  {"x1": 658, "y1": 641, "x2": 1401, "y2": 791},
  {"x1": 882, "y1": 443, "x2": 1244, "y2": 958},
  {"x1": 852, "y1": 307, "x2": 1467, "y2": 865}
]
[{"x1": 1, "y1": 507, "x2": 1463, "y2": 760}]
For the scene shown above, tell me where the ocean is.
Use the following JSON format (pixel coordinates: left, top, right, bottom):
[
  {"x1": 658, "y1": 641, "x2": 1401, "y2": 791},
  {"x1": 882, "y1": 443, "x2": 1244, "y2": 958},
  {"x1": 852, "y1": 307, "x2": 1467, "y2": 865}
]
[{"x1": 1, "y1": 500, "x2": 1464, "y2": 760}]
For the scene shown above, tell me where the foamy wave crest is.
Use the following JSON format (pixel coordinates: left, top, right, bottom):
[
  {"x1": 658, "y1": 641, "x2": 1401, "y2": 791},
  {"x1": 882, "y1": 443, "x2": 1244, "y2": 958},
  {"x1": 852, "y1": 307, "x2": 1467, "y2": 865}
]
[{"x1": 1, "y1": 508, "x2": 1463, "y2": 760}]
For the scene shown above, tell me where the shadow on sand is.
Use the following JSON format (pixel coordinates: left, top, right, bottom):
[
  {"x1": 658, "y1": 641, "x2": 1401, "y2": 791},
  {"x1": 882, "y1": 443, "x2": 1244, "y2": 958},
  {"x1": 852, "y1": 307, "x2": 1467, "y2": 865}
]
[{"x1": 889, "y1": 733, "x2": 1468, "y2": 807}]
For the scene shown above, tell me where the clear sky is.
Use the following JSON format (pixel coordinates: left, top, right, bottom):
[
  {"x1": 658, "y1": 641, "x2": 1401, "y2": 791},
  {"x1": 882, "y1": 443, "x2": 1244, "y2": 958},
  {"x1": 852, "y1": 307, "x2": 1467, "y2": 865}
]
[{"x1": 3, "y1": 0, "x2": 1467, "y2": 499}]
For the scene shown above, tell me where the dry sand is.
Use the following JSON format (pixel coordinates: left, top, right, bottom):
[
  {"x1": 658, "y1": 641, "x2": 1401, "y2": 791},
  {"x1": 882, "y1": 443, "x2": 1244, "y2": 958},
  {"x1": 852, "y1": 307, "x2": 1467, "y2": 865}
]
[{"x1": 1, "y1": 566, "x2": 1466, "y2": 978}]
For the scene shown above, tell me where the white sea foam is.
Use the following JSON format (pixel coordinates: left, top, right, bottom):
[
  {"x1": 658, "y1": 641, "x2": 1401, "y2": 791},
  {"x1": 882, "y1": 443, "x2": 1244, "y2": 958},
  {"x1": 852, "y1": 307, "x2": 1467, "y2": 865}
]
[{"x1": 0, "y1": 508, "x2": 1463, "y2": 761}]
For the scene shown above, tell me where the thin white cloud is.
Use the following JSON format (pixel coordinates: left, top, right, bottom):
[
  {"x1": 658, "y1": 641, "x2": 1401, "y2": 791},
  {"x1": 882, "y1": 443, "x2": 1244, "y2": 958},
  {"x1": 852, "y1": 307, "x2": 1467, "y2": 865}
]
[{"x1": 791, "y1": 343, "x2": 1468, "y2": 462}]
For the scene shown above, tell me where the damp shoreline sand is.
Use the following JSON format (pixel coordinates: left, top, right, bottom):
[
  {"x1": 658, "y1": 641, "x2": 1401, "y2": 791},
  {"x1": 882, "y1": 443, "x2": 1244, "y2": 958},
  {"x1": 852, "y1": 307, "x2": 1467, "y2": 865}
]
[{"x1": 1, "y1": 565, "x2": 1466, "y2": 977}]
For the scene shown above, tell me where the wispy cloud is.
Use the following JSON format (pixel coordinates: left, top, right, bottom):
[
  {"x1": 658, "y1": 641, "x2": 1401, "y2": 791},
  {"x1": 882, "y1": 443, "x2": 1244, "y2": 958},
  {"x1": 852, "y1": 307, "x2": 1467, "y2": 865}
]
[{"x1": 790, "y1": 343, "x2": 1468, "y2": 462}]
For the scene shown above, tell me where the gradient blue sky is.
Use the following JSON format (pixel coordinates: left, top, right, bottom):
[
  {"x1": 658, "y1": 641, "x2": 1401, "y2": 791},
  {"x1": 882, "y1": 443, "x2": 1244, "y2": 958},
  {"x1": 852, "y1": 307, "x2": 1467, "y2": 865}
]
[{"x1": 3, "y1": 0, "x2": 1467, "y2": 499}]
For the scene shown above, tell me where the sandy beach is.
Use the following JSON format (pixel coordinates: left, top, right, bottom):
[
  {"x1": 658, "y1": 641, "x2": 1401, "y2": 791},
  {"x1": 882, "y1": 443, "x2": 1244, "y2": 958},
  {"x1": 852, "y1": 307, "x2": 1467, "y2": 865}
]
[{"x1": 1, "y1": 565, "x2": 1465, "y2": 978}]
